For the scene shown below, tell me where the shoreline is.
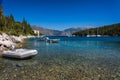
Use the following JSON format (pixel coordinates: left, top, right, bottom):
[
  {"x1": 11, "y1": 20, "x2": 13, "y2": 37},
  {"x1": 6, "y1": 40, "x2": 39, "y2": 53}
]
[{"x1": 0, "y1": 33, "x2": 35, "y2": 57}]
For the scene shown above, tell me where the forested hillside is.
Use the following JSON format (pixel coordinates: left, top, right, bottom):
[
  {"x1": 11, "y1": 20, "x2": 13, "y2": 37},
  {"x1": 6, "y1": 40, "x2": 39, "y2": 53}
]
[
  {"x1": 73, "y1": 23, "x2": 120, "y2": 36},
  {"x1": 0, "y1": 3, "x2": 34, "y2": 36}
]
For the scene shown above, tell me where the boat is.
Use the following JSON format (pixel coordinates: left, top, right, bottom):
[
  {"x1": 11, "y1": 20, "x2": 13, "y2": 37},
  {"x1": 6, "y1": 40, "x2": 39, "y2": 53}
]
[
  {"x1": 86, "y1": 35, "x2": 101, "y2": 37},
  {"x1": 39, "y1": 36, "x2": 49, "y2": 41},
  {"x1": 47, "y1": 39, "x2": 60, "y2": 43},
  {"x1": 96, "y1": 35, "x2": 101, "y2": 37},
  {"x1": 86, "y1": 35, "x2": 96, "y2": 37},
  {"x1": 86, "y1": 28, "x2": 102, "y2": 37},
  {"x1": 2, "y1": 49, "x2": 38, "y2": 59},
  {"x1": 39, "y1": 36, "x2": 60, "y2": 43}
]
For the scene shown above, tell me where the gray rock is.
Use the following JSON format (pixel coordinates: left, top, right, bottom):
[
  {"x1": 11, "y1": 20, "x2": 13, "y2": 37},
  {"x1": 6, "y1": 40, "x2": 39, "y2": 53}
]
[{"x1": 16, "y1": 64, "x2": 23, "y2": 67}]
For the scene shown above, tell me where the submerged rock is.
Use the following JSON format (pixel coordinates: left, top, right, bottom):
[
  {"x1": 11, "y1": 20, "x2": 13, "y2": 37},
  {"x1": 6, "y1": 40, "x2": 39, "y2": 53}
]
[{"x1": 16, "y1": 64, "x2": 23, "y2": 67}]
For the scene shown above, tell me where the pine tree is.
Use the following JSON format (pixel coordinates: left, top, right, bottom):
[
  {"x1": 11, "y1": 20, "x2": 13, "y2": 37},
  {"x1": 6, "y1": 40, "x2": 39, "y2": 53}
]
[
  {"x1": 0, "y1": 0, "x2": 4, "y2": 31},
  {"x1": 0, "y1": 0, "x2": 34, "y2": 35}
]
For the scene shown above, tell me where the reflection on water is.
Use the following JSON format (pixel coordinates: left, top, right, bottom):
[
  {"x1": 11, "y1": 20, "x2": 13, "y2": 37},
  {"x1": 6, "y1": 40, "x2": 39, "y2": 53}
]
[{"x1": 0, "y1": 37, "x2": 120, "y2": 80}]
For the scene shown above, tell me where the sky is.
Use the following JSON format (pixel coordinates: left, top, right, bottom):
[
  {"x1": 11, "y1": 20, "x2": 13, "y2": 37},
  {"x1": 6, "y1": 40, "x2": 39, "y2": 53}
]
[{"x1": 2, "y1": 0, "x2": 120, "y2": 30}]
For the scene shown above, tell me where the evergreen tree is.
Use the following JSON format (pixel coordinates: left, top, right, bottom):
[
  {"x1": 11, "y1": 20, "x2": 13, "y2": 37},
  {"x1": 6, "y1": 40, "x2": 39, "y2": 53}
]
[
  {"x1": 0, "y1": 1, "x2": 4, "y2": 31},
  {"x1": 0, "y1": 1, "x2": 38, "y2": 36},
  {"x1": 73, "y1": 23, "x2": 120, "y2": 36}
]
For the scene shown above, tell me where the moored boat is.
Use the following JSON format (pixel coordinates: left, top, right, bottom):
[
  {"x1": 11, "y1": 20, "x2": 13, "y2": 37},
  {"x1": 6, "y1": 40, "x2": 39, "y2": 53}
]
[
  {"x1": 2, "y1": 49, "x2": 38, "y2": 59},
  {"x1": 47, "y1": 39, "x2": 60, "y2": 43}
]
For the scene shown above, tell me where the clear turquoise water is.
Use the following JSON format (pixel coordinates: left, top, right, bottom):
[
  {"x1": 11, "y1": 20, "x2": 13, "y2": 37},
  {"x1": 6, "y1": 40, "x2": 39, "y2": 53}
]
[
  {"x1": 0, "y1": 36, "x2": 120, "y2": 80},
  {"x1": 24, "y1": 36, "x2": 120, "y2": 60}
]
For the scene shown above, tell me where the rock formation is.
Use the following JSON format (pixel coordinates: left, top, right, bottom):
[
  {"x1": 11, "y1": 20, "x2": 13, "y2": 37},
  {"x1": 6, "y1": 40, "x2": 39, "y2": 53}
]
[{"x1": 0, "y1": 33, "x2": 32, "y2": 51}]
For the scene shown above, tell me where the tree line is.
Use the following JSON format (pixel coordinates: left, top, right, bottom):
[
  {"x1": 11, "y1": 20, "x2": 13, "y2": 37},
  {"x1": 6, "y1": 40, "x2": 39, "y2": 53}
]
[
  {"x1": 73, "y1": 23, "x2": 120, "y2": 36},
  {"x1": 0, "y1": 4, "x2": 35, "y2": 36}
]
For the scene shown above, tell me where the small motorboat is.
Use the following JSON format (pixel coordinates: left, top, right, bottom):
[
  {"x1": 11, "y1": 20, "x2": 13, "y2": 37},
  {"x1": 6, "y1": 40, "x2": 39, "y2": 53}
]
[
  {"x1": 40, "y1": 36, "x2": 49, "y2": 41},
  {"x1": 47, "y1": 39, "x2": 60, "y2": 43},
  {"x1": 2, "y1": 49, "x2": 38, "y2": 59}
]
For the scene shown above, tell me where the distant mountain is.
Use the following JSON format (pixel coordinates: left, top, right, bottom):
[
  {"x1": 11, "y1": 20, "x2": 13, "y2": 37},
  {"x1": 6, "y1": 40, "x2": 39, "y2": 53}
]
[
  {"x1": 32, "y1": 26, "x2": 62, "y2": 36},
  {"x1": 32, "y1": 26, "x2": 83, "y2": 36},
  {"x1": 61, "y1": 28, "x2": 83, "y2": 36}
]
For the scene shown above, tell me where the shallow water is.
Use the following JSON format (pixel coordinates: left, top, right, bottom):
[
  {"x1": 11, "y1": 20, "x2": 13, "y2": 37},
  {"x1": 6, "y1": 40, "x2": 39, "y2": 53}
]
[{"x1": 0, "y1": 36, "x2": 120, "y2": 80}]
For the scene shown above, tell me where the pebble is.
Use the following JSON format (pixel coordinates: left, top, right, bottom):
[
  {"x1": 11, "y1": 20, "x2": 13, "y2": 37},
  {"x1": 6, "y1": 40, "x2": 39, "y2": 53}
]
[
  {"x1": 14, "y1": 74, "x2": 17, "y2": 77},
  {"x1": 16, "y1": 64, "x2": 23, "y2": 67}
]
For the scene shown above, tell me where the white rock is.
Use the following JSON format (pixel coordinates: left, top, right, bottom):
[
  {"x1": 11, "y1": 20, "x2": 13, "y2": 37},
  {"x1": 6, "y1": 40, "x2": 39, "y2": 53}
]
[
  {"x1": 10, "y1": 35, "x2": 24, "y2": 43},
  {"x1": 2, "y1": 33, "x2": 12, "y2": 41},
  {"x1": 0, "y1": 33, "x2": 33, "y2": 51},
  {"x1": 0, "y1": 40, "x2": 16, "y2": 48}
]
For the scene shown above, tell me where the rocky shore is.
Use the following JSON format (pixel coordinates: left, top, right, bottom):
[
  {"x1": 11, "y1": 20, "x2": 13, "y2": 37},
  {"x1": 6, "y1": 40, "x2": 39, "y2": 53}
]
[{"x1": 0, "y1": 33, "x2": 35, "y2": 56}]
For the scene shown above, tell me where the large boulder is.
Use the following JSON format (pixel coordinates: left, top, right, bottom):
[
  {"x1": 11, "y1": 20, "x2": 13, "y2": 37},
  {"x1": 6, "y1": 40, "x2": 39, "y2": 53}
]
[
  {"x1": 0, "y1": 33, "x2": 24, "y2": 50},
  {"x1": 10, "y1": 36, "x2": 23, "y2": 43},
  {"x1": 1, "y1": 33, "x2": 13, "y2": 41},
  {"x1": 0, "y1": 40, "x2": 16, "y2": 48}
]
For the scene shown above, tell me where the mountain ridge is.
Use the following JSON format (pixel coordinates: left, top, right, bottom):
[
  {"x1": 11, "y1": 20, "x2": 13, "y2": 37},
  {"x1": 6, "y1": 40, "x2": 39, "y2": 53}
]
[{"x1": 32, "y1": 26, "x2": 84, "y2": 36}]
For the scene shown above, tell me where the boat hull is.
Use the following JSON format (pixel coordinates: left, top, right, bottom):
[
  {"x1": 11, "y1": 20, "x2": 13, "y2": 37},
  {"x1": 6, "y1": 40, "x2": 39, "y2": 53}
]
[
  {"x1": 2, "y1": 49, "x2": 38, "y2": 59},
  {"x1": 47, "y1": 39, "x2": 60, "y2": 43}
]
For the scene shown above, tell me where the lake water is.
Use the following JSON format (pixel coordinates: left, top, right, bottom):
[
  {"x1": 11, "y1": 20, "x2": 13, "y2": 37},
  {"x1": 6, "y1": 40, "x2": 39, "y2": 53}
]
[{"x1": 0, "y1": 36, "x2": 120, "y2": 80}]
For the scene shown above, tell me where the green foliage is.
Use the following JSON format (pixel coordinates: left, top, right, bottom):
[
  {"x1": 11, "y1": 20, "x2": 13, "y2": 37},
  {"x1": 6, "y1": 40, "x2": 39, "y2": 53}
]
[
  {"x1": 0, "y1": 11, "x2": 35, "y2": 36},
  {"x1": 0, "y1": 31, "x2": 2, "y2": 34},
  {"x1": 73, "y1": 23, "x2": 120, "y2": 36}
]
